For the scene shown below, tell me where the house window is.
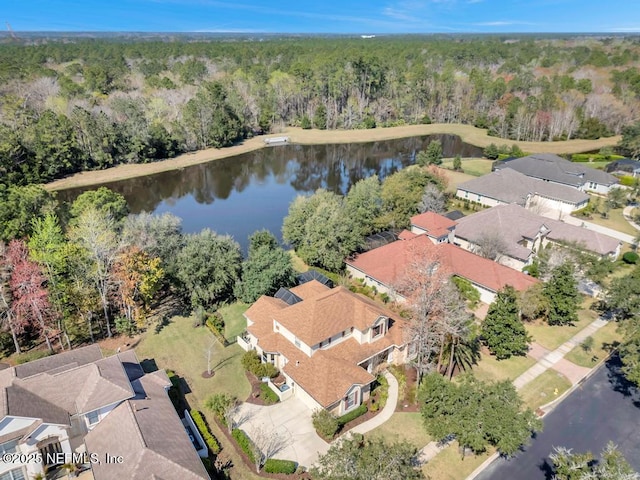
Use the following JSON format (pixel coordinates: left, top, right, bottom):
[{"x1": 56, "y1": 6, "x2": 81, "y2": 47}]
[
  {"x1": 0, "y1": 468, "x2": 26, "y2": 480},
  {"x1": 319, "y1": 341, "x2": 323, "y2": 348},
  {"x1": 86, "y1": 410, "x2": 100, "y2": 425},
  {"x1": 0, "y1": 439, "x2": 18, "y2": 454},
  {"x1": 294, "y1": 337, "x2": 301, "y2": 348},
  {"x1": 464, "y1": 191, "x2": 468, "y2": 198},
  {"x1": 372, "y1": 324, "x2": 383, "y2": 338},
  {"x1": 345, "y1": 390, "x2": 359, "y2": 411}
]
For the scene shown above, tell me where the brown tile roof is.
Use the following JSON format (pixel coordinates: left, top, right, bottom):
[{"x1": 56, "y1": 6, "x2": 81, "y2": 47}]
[
  {"x1": 283, "y1": 350, "x2": 375, "y2": 408},
  {"x1": 276, "y1": 287, "x2": 398, "y2": 346},
  {"x1": 289, "y1": 280, "x2": 330, "y2": 299},
  {"x1": 398, "y1": 230, "x2": 417, "y2": 240},
  {"x1": 438, "y1": 244, "x2": 538, "y2": 293},
  {"x1": 346, "y1": 235, "x2": 537, "y2": 294},
  {"x1": 410, "y1": 212, "x2": 457, "y2": 238},
  {"x1": 86, "y1": 372, "x2": 209, "y2": 480}
]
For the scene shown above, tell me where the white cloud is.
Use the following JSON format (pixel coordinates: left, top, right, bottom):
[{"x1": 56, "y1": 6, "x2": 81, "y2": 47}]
[{"x1": 609, "y1": 26, "x2": 640, "y2": 32}]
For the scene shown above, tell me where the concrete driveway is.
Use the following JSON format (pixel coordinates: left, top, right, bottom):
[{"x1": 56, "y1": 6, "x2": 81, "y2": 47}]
[{"x1": 234, "y1": 397, "x2": 330, "y2": 468}]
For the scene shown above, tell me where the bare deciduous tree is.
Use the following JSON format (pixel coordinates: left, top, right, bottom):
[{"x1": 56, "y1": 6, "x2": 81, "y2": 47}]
[
  {"x1": 473, "y1": 231, "x2": 509, "y2": 262},
  {"x1": 249, "y1": 424, "x2": 287, "y2": 473},
  {"x1": 418, "y1": 184, "x2": 447, "y2": 214}
]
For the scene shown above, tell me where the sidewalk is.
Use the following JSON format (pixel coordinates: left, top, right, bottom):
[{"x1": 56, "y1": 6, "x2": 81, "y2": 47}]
[
  {"x1": 341, "y1": 370, "x2": 398, "y2": 436},
  {"x1": 623, "y1": 205, "x2": 640, "y2": 232},
  {"x1": 417, "y1": 316, "x2": 609, "y2": 465}
]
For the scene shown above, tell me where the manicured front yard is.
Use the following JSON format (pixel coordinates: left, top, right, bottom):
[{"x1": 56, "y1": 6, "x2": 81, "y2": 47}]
[
  {"x1": 471, "y1": 352, "x2": 536, "y2": 383},
  {"x1": 573, "y1": 206, "x2": 638, "y2": 237},
  {"x1": 423, "y1": 442, "x2": 496, "y2": 480},
  {"x1": 564, "y1": 321, "x2": 621, "y2": 368},
  {"x1": 218, "y1": 302, "x2": 249, "y2": 341},
  {"x1": 525, "y1": 310, "x2": 594, "y2": 351},
  {"x1": 367, "y1": 412, "x2": 432, "y2": 449},
  {"x1": 440, "y1": 169, "x2": 477, "y2": 193},
  {"x1": 518, "y1": 370, "x2": 571, "y2": 410}
]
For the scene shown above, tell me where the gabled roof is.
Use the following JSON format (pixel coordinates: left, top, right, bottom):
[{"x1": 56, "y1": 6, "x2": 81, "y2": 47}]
[
  {"x1": 456, "y1": 204, "x2": 620, "y2": 257},
  {"x1": 458, "y1": 168, "x2": 590, "y2": 205},
  {"x1": 283, "y1": 351, "x2": 374, "y2": 408},
  {"x1": 605, "y1": 158, "x2": 640, "y2": 173},
  {"x1": 289, "y1": 279, "x2": 330, "y2": 300},
  {"x1": 410, "y1": 212, "x2": 457, "y2": 238},
  {"x1": 495, "y1": 153, "x2": 618, "y2": 187},
  {"x1": 346, "y1": 235, "x2": 537, "y2": 294},
  {"x1": 85, "y1": 372, "x2": 209, "y2": 480},
  {"x1": 0, "y1": 345, "x2": 134, "y2": 420},
  {"x1": 276, "y1": 286, "x2": 397, "y2": 346}
]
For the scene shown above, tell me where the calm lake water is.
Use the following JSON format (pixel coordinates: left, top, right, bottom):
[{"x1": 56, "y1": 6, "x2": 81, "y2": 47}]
[{"x1": 58, "y1": 135, "x2": 482, "y2": 250}]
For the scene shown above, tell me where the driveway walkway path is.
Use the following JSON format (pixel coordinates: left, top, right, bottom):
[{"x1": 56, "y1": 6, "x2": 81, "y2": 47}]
[
  {"x1": 623, "y1": 205, "x2": 640, "y2": 232},
  {"x1": 417, "y1": 317, "x2": 609, "y2": 465},
  {"x1": 233, "y1": 371, "x2": 398, "y2": 467}
]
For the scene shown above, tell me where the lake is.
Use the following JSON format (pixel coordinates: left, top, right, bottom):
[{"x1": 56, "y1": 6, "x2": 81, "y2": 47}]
[{"x1": 57, "y1": 134, "x2": 482, "y2": 250}]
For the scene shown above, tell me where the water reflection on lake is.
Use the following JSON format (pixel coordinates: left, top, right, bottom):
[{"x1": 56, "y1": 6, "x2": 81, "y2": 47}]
[{"x1": 58, "y1": 135, "x2": 482, "y2": 249}]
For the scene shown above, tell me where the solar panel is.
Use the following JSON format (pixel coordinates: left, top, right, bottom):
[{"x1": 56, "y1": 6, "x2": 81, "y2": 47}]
[
  {"x1": 297, "y1": 270, "x2": 333, "y2": 288},
  {"x1": 274, "y1": 287, "x2": 302, "y2": 305}
]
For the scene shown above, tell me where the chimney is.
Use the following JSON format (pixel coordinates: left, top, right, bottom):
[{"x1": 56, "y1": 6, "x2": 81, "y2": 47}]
[{"x1": 295, "y1": 361, "x2": 299, "y2": 367}]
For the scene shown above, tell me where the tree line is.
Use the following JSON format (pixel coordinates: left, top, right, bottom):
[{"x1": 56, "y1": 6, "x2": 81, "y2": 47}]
[
  {"x1": 0, "y1": 185, "x2": 295, "y2": 357},
  {"x1": 1, "y1": 35, "x2": 640, "y2": 186}
]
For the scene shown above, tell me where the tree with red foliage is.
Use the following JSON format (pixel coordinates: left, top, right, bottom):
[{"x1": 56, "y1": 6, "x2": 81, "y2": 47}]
[{"x1": 7, "y1": 240, "x2": 56, "y2": 352}]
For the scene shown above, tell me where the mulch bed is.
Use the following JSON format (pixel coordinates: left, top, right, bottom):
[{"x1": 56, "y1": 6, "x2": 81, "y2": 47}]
[
  {"x1": 244, "y1": 371, "x2": 275, "y2": 406},
  {"x1": 396, "y1": 366, "x2": 421, "y2": 413},
  {"x1": 213, "y1": 416, "x2": 311, "y2": 479}
]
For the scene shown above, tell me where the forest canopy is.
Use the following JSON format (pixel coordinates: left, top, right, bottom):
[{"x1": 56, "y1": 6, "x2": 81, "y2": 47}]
[{"x1": 0, "y1": 35, "x2": 639, "y2": 186}]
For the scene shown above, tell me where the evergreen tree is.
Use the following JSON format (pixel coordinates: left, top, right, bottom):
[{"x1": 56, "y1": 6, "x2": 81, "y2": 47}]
[
  {"x1": 481, "y1": 286, "x2": 531, "y2": 359},
  {"x1": 453, "y1": 154, "x2": 462, "y2": 171},
  {"x1": 544, "y1": 263, "x2": 580, "y2": 326}
]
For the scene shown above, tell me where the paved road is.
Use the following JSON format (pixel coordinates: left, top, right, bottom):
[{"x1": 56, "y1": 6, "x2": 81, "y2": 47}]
[{"x1": 475, "y1": 356, "x2": 640, "y2": 480}]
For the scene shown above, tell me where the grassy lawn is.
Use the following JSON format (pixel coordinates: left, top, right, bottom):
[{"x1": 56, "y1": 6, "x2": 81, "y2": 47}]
[
  {"x1": 135, "y1": 315, "x2": 251, "y2": 406},
  {"x1": 573, "y1": 205, "x2": 637, "y2": 237},
  {"x1": 288, "y1": 250, "x2": 309, "y2": 273},
  {"x1": 471, "y1": 352, "x2": 536, "y2": 383},
  {"x1": 219, "y1": 302, "x2": 249, "y2": 341},
  {"x1": 525, "y1": 309, "x2": 594, "y2": 351},
  {"x1": 367, "y1": 412, "x2": 432, "y2": 449},
  {"x1": 582, "y1": 161, "x2": 610, "y2": 171},
  {"x1": 440, "y1": 169, "x2": 477, "y2": 193},
  {"x1": 518, "y1": 370, "x2": 571, "y2": 410},
  {"x1": 423, "y1": 442, "x2": 496, "y2": 480},
  {"x1": 441, "y1": 158, "x2": 493, "y2": 177},
  {"x1": 565, "y1": 321, "x2": 622, "y2": 368}
]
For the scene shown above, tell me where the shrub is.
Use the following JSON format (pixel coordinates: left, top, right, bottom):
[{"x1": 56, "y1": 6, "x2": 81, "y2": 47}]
[
  {"x1": 190, "y1": 410, "x2": 221, "y2": 454},
  {"x1": 337, "y1": 404, "x2": 368, "y2": 426},
  {"x1": 205, "y1": 312, "x2": 227, "y2": 345},
  {"x1": 232, "y1": 428, "x2": 255, "y2": 462},
  {"x1": 166, "y1": 370, "x2": 182, "y2": 411},
  {"x1": 15, "y1": 350, "x2": 52, "y2": 364},
  {"x1": 619, "y1": 175, "x2": 637, "y2": 187},
  {"x1": 264, "y1": 459, "x2": 297, "y2": 474},
  {"x1": 623, "y1": 251, "x2": 639, "y2": 264},
  {"x1": 205, "y1": 393, "x2": 235, "y2": 423},
  {"x1": 452, "y1": 276, "x2": 481, "y2": 307},
  {"x1": 312, "y1": 409, "x2": 339, "y2": 438},
  {"x1": 259, "y1": 383, "x2": 279, "y2": 405},
  {"x1": 241, "y1": 351, "x2": 279, "y2": 378}
]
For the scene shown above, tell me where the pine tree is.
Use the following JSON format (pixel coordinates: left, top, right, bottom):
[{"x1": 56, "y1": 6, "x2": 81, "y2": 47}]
[
  {"x1": 481, "y1": 286, "x2": 531, "y2": 359},
  {"x1": 544, "y1": 263, "x2": 580, "y2": 326}
]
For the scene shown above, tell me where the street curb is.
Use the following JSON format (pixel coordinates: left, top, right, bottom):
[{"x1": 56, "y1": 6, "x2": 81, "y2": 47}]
[{"x1": 464, "y1": 348, "x2": 616, "y2": 480}]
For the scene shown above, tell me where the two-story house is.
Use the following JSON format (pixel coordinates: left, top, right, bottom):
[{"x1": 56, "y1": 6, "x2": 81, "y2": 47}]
[
  {"x1": 0, "y1": 345, "x2": 209, "y2": 480},
  {"x1": 239, "y1": 280, "x2": 410, "y2": 415}
]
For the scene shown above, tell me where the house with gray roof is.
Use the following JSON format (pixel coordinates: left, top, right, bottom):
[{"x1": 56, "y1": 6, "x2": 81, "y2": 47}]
[
  {"x1": 0, "y1": 345, "x2": 209, "y2": 480},
  {"x1": 494, "y1": 153, "x2": 619, "y2": 194},
  {"x1": 453, "y1": 204, "x2": 621, "y2": 270},
  {"x1": 456, "y1": 168, "x2": 589, "y2": 217},
  {"x1": 605, "y1": 158, "x2": 640, "y2": 178}
]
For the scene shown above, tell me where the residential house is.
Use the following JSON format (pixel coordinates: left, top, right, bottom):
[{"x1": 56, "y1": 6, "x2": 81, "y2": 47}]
[
  {"x1": 0, "y1": 345, "x2": 209, "y2": 480},
  {"x1": 239, "y1": 281, "x2": 411, "y2": 415},
  {"x1": 410, "y1": 211, "x2": 457, "y2": 243},
  {"x1": 456, "y1": 168, "x2": 590, "y2": 217},
  {"x1": 345, "y1": 234, "x2": 538, "y2": 304},
  {"x1": 494, "y1": 153, "x2": 619, "y2": 194},
  {"x1": 605, "y1": 158, "x2": 640, "y2": 178},
  {"x1": 454, "y1": 204, "x2": 621, "y2": 270}
]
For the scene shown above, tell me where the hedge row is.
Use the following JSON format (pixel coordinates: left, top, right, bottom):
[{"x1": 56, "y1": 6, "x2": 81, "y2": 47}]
[
  {"x1": 337, "y1": 404, "x2": 368, "y2": 426},
  {"x1": 241, "y1": 351, "x2": 279, "y2": 378},
  {"x1": 232, "y1": 428, "x2": 255, "y2": 463},
  {"x1": 571, "y1": 153, "x2": 624, "y2": 162},
  {"x1": 264, "y1": 459, "x2": 297, "y2": 474},
  {"x1": 190, "y1": 410, "x2": 221, "y2": 455}
]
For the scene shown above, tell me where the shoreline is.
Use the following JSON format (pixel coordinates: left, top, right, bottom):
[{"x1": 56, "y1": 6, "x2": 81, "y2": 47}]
[{"x1": 44, "y1": 124, "x2": 621, "y2": 191}]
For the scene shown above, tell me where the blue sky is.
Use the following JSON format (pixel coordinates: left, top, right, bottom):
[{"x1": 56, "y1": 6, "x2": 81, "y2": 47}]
[{"x1": 5, "y1": 0, "x2": 640, "y2": 33}]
